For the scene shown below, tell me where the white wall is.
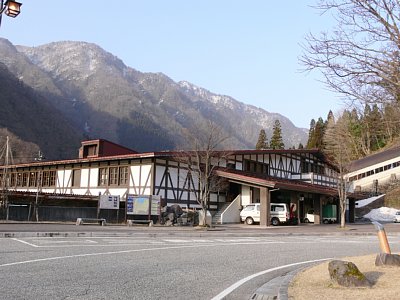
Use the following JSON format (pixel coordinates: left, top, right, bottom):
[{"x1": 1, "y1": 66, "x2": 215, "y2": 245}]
[{"x1": 241, "y1": 185, "x2": 251, "y2": 206}]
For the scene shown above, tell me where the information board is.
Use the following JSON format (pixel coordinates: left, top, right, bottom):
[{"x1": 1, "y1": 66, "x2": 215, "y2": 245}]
[
  {"x1": 150, "y1": 195, "x2": 161, "y2": 215},
  {"x1": 99, "y1": 195, "x2": 120, "y2": 210},
  {"x1": 126, "y1": 195, "x2": 161, "y2": 216}
]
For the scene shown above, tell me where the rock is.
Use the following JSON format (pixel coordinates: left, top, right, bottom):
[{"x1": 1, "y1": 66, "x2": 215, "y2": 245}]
[
  {"x1": 328, "y1": 260, "x2": 372, "y2": 287},
  {"x1": 165, "y1": 220, "x2": 173, "y2": 226},
  {"x1": 375, "y1": 253, "x2": 400, "y2": 266}
]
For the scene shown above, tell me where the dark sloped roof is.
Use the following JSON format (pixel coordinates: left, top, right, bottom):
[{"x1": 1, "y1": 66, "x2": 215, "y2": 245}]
[
  {"x1": 1, "y1": 147, "x2": 335, "y2": 170},
  {"x1": 348, "y1": 145, "x2": 400, "y2": 172},
  {"x1": 214, "y1": 168, "x2": 338, "y2": 196}
]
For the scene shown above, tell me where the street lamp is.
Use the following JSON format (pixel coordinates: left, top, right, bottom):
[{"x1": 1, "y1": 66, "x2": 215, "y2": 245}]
[{"x1": 0, "y1": 0, "x2": 22, "y2": 27}]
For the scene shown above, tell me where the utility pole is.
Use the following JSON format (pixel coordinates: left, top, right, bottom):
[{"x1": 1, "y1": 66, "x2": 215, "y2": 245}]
[
  {"x1": 1, "y1": 136, "x2": 12, "y2": 221},
  {"x1": 34, "y1": 150, "x2": 44, "y2": 222}
]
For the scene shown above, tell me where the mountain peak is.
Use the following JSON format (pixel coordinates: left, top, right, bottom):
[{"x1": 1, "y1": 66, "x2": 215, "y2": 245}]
[
  {"x1": 17, "y1": 40, "x2": 127, "y2": 80},
  {"x1": 0, "y1": 39, "x2": 308, "y2": 154}
]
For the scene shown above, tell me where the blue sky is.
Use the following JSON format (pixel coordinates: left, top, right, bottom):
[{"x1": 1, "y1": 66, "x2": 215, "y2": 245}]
[{"x1": 0, "y1": 1, "x2": 344, "y2": 128}]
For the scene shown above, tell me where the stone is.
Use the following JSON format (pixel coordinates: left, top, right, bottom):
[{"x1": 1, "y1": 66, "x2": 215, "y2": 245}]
[
  {"x1": 328, "y1": 260, "x2": 372, "y2": 288},
  {"x1": 375, "y1": 253, "x2": 400, "y2": 267}
]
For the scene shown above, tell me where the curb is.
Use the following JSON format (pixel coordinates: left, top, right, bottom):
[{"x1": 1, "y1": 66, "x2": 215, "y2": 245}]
[
  {"x1": 1, "y1": 229, "x2": 398, "y2": 238},
  {"x1": 251, "y1": 268, "x2": 302, "y2": 300}
]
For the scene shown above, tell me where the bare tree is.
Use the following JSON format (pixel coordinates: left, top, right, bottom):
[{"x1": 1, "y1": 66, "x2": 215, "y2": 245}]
[
  {"x1": 175, "y1": 122, "x2": 231, "y2": 226},
  {"x1": 324, "y1": 114, "x2": 358, "y2": 228},
  {"x1": 301, "y1": 0, "x2": 400, "y2": 106}
]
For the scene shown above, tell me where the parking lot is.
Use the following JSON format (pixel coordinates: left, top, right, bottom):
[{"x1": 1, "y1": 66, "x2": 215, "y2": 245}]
[{"x1": 1, "y1": 223, "x2": 400, "y2": 299}]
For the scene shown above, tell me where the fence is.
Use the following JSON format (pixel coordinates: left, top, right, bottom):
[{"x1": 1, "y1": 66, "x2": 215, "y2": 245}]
[{"x1": 1, "y1": 205, "x2": 126, "y2": 223}]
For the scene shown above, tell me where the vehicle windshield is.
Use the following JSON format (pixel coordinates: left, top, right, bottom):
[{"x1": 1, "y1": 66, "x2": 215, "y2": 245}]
[{"x1": 243, "y1": 205, "x2": 255, "y2": 211}]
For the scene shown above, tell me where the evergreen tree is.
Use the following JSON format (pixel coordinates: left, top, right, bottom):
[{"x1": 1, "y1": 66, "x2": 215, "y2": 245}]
[
  {"x1": 313, "y1": 117, "x2": 325, "y2": 149},
  {"x1": 298, "y1": 143, "x2": 304, "y2": 149},
  {"x1": 306, "y1": 119, "x2": 316, "y2": 149},
  {"x1": 326, "y1": 110, "x2": 335, "y2": 124},
  {"x1": 369, "y1": 104, "x2": 385, "y2": 151},
  {"x1": 270, "y1": 120, "x2": 285, "y2": 149},
  {"x1": 255, "y1": 129, "x2": 268, "y2": 150}
]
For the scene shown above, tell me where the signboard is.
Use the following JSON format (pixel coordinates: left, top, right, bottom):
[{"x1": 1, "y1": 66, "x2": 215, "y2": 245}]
[
  {"x1": 99, "y1": 195, "x2": 120, "y2": 210},
  {"x1": 127, "y1": 195, "x2": 134, "y2": 214},
  {"x1": 151, "y1": 195, "x2": 161, "y2": 215},
  {"x1": 126, "y1": 195, "x2": 161, "y2": 216}
]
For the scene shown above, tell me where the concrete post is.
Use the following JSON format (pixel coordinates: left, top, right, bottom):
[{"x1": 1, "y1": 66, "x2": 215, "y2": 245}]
[
  {"x1": 260, "y1": 187, "x2": 270, "y2": 227},
  {"x1": 314, "y1": 195, "x2": 321, "y2": 224}
]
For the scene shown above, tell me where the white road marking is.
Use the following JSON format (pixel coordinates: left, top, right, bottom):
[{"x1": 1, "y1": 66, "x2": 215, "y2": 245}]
[
  {"x1": 9, "y1": 235, "x2": 383, "y2": 249},
  {"x1": 85, "y1": 240, "x2": 98, "y2": 244},
  {"x1": 0, "y1": 241, "x2": 331, "y2": 268},
  {"x1": 12, "y1": 238, "x2": 39, "y2": 248},
  {"x1": 210, "y1": 258, "x2": 332, "y2": 300},
  {"x1": 0, "y1": 243, "x2": 252, "y2": 267}
]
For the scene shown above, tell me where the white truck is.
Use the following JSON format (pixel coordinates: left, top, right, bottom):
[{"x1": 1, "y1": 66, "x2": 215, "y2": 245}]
[{"x1": 240, "y1": 203, "x2": 290, "y2": 226}]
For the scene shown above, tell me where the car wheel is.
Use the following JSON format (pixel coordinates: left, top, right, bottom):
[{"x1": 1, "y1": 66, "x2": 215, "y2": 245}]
[
  {"x1": 245, "y1": 217, "x2": 254, "y2": 225},
  {"x1": 271, "y1": 218, "x2": 280, "y2": 226},
  {"x1": 323, "y1": 219, "x2": 329, "y2": 224},
  {"x1": 304, "y1": 218, "x2": 309, "y2": 223}
]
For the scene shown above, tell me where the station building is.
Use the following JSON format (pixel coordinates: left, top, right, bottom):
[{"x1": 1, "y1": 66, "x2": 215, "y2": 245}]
[
  {"x1": 0, "y1": 139, "x2": 344, "y2": 225},
  {"x1": 347, "y1": 145, "x2": 400, "y2": 194}
]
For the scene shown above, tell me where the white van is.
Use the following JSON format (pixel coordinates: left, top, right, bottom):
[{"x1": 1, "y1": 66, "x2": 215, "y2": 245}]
[{"x1": 240, "y1": 203, "x2": 289, "y2": 226}]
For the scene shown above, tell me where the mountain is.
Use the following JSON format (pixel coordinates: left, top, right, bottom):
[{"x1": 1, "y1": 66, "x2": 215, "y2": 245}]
[
  {"x1": 0, "y1": 38, "x2": 307, "y2": 159},
  {"x1": 0, "y1": 61, "x2": 83, "y2": 161}
]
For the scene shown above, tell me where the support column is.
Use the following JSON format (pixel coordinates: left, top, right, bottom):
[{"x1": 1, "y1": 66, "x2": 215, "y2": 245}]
[
  {"x1": 348, "y1": 199, "x2": 355, "y2": 223},
  {"x1": 313, "y1": 195, "x2": 321, "y2": 224},
  {"x1": 260, "y1": 187, "x2": 270, "y2": 227}
]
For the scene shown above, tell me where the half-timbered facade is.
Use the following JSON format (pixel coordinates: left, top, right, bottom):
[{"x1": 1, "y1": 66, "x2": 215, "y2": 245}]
[{"x1": 1, "y1": 139, "x2": 341, "y2": 224}]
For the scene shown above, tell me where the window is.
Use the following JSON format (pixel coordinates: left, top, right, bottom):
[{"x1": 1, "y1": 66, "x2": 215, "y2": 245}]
[
  {"x1": 10, "y1": 173, "x2": 15, "y2": 187},
  {"x1": 119, "y1": 166, "x2": 129, "y2": 185},
  {"x1": 244, "y1": 160, "x2": 268, "y2": 174},
  {"x1": 109, "y1": 167, "x2": 118, "y2": 185},
  {"x1": 99, "y1": 168, "x2": 108, "y2": 186},
  {"x1": 271, "y1": 205, "x2": 284, "y2": 212},
  {"x1": 42, "y1": 171, "x2": 50, "y2": 186},
  {"x1": 22, "y1": 173, "x2": 28, "y2": 186},
  {"x1": 49, "y1": 171, "x2": 56, "y2": 186},
  {"x1": 16, "y1": 173, "x2": 23, "y2": 186},
  {"x1": 98, "y1": 166, "x2": 129, "y2": 186},
  {"x1": 83, "y1": 145, "x2": 98, "y2": 157},
  {"x1": 29, "y1": 172, "x2": 37, "y2": 187},
  {"x1": 243, "y1": 205, "x2": 255, "y2": 211},
  {"x1": 40, "y1": 171, "x2": 56, "y2": 187}
]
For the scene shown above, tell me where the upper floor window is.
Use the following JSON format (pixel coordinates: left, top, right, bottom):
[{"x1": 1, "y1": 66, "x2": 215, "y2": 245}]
[
  {"x1": 29, "y1": 172, "x2": 37, "y2": 187},
  {"x1": 99, "y1": 168, "x2": 108, "y2": 186},
  {"x1": 244, "y1": 160, "x2": 268, "y2": 174},
  {"x1": 109, "y1": 167, "x2": 118, "y2": 185},
  {"x1": 98, "y1": 166, "x2": 129, "y2": 187},
  {"x1": 84, "y1": 145, "x2": 98, "y2": 157},
  {"x1": 42, "y1": 171, "x2": 56, "y2": 187},
  {"x1": 119, "y1": 166, "x2": 129, "y2": 185}
]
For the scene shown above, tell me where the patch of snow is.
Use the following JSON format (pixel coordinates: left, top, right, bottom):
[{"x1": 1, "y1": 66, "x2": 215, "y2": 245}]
[
  {"x1": 363, "y1": 207, "x2": 399, "y2": 222},
  {"x1": 356, "y1": 194, "x2": 385, "y2": 208}
]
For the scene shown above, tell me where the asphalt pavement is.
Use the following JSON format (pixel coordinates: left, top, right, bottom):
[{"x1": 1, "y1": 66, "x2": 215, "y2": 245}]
[
  {"x1": 1, "y1": 221, "x2": 397, "y2": 299},
  {"x1": 0, "y1": 221, "x2": 399, "y2": 238}
]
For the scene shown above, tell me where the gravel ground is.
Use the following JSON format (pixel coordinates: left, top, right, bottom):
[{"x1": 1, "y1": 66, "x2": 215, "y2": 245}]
[{"x1": 288, "y1": 254, "x2": 400, "y2": 300}]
